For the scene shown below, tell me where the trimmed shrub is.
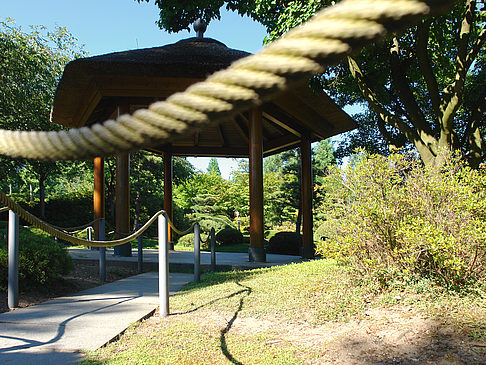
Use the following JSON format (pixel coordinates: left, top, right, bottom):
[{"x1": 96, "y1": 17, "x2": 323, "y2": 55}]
[
  {"x1": 0, "y1": 226, "x2": 73, "y2": 292},
  {"x1": 316, "y1": 151, "x2": 486, "y2": 288},
  {"x1": 267, "y1": 231, "x2": 302, "y2": 255},
  {"x1": 177, "y1": 233, "x2": 209, "y2": 250},
  {"x1": 264, "y1": 230, "x2": 279, "y2": 241},
  {"x1": 192, "y1": 215, "x2": 234, "y2": 236},
  {"x1": 215, "y1": 227, "x2": 243, "y2": 246}
]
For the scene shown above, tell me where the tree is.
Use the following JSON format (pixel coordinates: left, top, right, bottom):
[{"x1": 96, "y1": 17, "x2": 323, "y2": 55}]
[
  {"x1": 207, "y1": 157, "x2": 221, "y2": 176},
  {"x1": 313, "y1": 139, "x2": 336, "y2": 184},
  {"x1": 0, "y1": 20, "x2": 85, "y2": 217},
  {"x1": 137, "y1": 0, "x2": 485, "y2": 167},
  {"x1": 263, "y1": 140, "x2": 336, "y2": 232}
]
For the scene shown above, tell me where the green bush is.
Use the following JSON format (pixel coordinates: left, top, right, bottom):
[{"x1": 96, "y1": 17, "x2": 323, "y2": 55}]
[
  {"x1": 215, "y1": 227, "x2": 243, "y2": 246},
  {"x1": 177, "y1": 233, "x2": 209, "y2": 250},
  {"x1": 234, "y1": 216, "x2": 250, "y2": 233},
  {"x1": 267, "y1": 231, "x2": 302, "y2": 255},
  {"x1": 264, "y1": 230, "x2": 279, "y2": 241},
  {"x1": 0, "y1": 226, "x2": 73, "y2": 292},
  {"x1": 314, "y1": 222, "x2": 329, "y2": 242},
  {"x1": 187, "y1": 215, "x2": 234, "y2": 236},
  {"x1": 316, "y1": 151, "x2": 486, "y2": 288}
]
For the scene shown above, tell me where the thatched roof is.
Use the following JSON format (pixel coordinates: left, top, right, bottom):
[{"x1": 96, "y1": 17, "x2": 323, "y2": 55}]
[{"x1": 51, "y1": 36, "x2": 356, "y2": 157}]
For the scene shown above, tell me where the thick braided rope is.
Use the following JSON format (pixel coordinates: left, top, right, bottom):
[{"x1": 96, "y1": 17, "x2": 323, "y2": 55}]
[
  {"x1": 0, "y1": 0, "x2": 455, "y2": 161},
  {"x1": 0, "y1": 193, "x2": 196, "y2": 246},
  {"x1": 52, "y1": 218, "x2": 100, "y2": 233},
  {"x1": 0, "y1": 191, "x2": 166, "y2": 247}
]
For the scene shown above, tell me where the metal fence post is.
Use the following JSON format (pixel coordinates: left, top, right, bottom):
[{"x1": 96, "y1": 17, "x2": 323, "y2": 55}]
[
  {"x1": 8, "y1": 210, "x2": 19, "y2": 309},
  {"x1": 137, "y1": 221, "x2": 143, "y2": 273},
  {"x1": 210, "y1": 227, "x2": 216, "y2": 271},
  {"x1": 99, "y1": 218, "x2": 106, "y2": 282},
  {"x1": 159, "y1": 213, "x2": 169, "y2": 317},
  {"x1": 194, "y1": 223, "x2": 200, "y2": 283}
]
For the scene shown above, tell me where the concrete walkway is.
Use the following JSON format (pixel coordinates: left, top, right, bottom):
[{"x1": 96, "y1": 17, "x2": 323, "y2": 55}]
[
  {"x1": 0, "y1": 272, "x2": 193, "y2": 364},
  {"x1": 68, "y1": 248, "x2": 303, "y2": 271}
]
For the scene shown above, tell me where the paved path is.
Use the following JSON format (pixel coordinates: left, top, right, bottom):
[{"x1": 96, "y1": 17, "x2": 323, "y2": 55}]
[
  {"x1": 68, "y1": 248, "x2": 303, "y2": 270},
  {"x1": 0, "y1": 272, "x2": 193, "y2": 364}
]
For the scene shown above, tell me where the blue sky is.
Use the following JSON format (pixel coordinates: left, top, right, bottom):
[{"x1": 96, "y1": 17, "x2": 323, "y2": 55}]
[{"x1": 1, "y1": 0, "x2": 268, "y2": 178}]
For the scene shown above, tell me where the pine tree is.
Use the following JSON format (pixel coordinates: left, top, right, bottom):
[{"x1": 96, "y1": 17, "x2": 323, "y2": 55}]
[{"x1": 207, "y1": 157, "x2": 221, "y2": 176}]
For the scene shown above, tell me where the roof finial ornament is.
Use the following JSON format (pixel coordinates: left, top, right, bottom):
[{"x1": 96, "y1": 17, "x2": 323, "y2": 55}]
[{"x1": 193, "y1": 19, "x2": 207, "y2": 38}]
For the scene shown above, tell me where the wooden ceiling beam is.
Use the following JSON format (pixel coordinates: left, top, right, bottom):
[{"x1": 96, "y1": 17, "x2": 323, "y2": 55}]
[
  {"x1": 272, "y1": 92, "x2": 335, "y2": 139},
  {"x1": 233, "y1": 114, "x2": 249, "y2": 143},
  {"x1": 264, "y1": 134, "x2": 301, "y2": 156},
  {"x1": 262, "y1": 106, "x2": 303, "y2": 138},
  {"x1": 216, "y1": 124, "x2": 225, "y2": 147}
]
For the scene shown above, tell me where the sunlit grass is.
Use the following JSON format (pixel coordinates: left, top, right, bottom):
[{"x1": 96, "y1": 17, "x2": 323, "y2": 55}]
[{"x1": 82, "y1": 259, "x2": 486, "y2": 364}]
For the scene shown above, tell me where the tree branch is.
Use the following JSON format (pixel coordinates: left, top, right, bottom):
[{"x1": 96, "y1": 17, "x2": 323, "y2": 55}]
[
  {"x1": 347, "y1": 56, "x2": 436, "y2": 165},
  {"x1": 376, "y1": 117, "x2": 403, "y2": 151},
  {"x1": 465, "y1": 87, "x2": 486, "y2": 167},
  {"x1": 465, "y1": 25, "x2": 486, "y2": 71},
  {"x1": 441, "y1": 0, "x2": 478, "y2": 146},
  {"x1": 416, "y1": 20, "x2": 442, "y2": 122},
  {"x1": 390, "y1": 37, "x2": 437, "y2": 148}
]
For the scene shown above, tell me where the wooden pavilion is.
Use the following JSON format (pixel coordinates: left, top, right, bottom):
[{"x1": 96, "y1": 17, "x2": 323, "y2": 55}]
[{"x1": 51, "y1": 28, "x2": 356, "y2": 262}]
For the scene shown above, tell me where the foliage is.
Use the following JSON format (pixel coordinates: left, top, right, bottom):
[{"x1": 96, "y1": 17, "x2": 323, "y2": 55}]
[
  {"x1": 0, "y1": 225, "x2": 73, "y2": 291},
  {"x1": 316, "y1": 151, "x2": 486, "y2": 288},
  {"x1": 267, "y1": 231, "x2": 302, "y2": 255},
  {"x1": 0, "y1": 20, "x2": 86, "y2": 217},
  {"x1": 263, "y1": 140, "x2": 336, "y2": 230},
  {"x1": 215, "y1": 227, "x2": 243, "y2": 246},
  {"x1": 206, "y1": 157, "x2": 221, "y2": 176},
  {"x1": 177, "y1": 232, "x2": 209, "y2": 250},
  {"x1": 321, "y1": 1, "x2": 486, "y2": 167},
  {"x1": 188, "y1": 192, "x2": 234, "y2": 234}
]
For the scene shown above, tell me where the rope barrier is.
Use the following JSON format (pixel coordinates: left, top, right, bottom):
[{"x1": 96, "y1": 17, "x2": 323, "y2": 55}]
[
  {"x1": 0, "y1": 190, "x2": 164, "y2": 247},
  {"x1": 51, "y1": 218, "x2": 100, "y2": 233},
  {"x1": 0, "y1": 0, "x2": 455, "y2": 161},
  {"x1": 0, "y1": 197, "x2": 197, "y2": 247}
]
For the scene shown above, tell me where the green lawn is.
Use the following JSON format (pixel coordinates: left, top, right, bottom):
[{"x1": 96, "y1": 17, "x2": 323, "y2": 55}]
[{"x1": 81, "y1": 259, "x2": 486, "y2": 364}]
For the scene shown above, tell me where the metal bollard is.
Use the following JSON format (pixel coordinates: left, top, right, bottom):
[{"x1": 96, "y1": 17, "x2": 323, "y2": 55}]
[
  {"x1": 194, "y1": 223, "x2": 200, "y2": 283},
  {"x1": 210, "y1": 227, "x2": 216, "y2": 271},
  {"x1": 8, "y1": 211, "x2": 19, "y2": 309},
  {"x1": 99, "y1": 218, "x2": 106, "y2": 282},
  {"x1": 87, "y1": 226, "x2": 93, "y2": 241},
  {"x1": 158, "y1": 213, "x2": 169, "y2": 317},
  {"x1": 137, "y1": 222, "x2": 143, "y2": 273}
]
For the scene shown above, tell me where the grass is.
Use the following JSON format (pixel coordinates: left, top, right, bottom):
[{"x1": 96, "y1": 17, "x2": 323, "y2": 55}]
[{"x1": 81, "y1": 259, "x2": 486, "y2": 364}]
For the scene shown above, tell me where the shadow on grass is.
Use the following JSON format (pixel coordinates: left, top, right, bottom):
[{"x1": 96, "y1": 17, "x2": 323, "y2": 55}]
[
  {"x1": 220, "y1": 282, "x2": 252, "y2": 365},
  {"x1": 171, "y1": 266, "x2": 271, "y2": 298}
]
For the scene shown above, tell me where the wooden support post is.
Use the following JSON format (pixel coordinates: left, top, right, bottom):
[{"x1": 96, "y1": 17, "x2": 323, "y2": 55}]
[
  {"x1": 114, "y1": 104, "x2": 131, "y2": 257},
  {"x1": 114, "y1": 152, "x2": 131, "y2": 256},
  {"x1": 301, "y1": 134, "x2": 314, "y2": 258},
  {"x1": 249, "y1": 107, "x2": 266, "y2": 262},
  {"x1": 163, "y1": 149, "x2": 173, "y2": 248},
  {"x1": 93, "y1": 157, "x2": 105, "y2": 241}
]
